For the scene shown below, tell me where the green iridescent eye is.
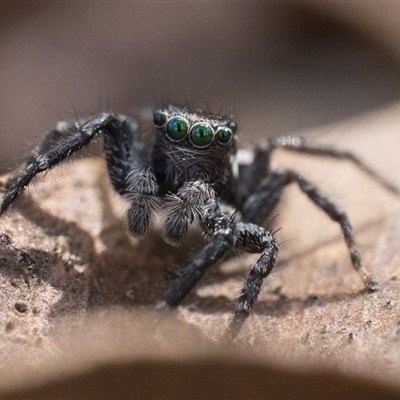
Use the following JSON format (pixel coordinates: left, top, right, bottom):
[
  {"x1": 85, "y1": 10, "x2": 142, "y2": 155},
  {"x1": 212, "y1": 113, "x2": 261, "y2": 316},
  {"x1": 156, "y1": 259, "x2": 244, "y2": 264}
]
[
  {"x1": 166, "y1": 116, "x2": 188, "y2": 141},
  {"x1": 153, "y1": 110, "x2": 167, "y2": 127},
  {"x1": 216, "y1": 127, "x2": 233, "y2": 144},
  {"x1": 189, "y1": 122, "x2": 214, "y2": 148}
]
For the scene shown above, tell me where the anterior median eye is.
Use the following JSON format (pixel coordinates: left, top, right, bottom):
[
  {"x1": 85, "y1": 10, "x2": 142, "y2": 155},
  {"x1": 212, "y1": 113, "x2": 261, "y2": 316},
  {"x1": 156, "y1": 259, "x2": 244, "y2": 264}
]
[
  {"x1": 216, "y1": 127, "x2": 233, "y2": 144},
  {"x1": 166, "y1": 117, "x2": 188, "y2": 141},
  {"x1": 189, "y1": 122, "x2": 214, "y2": 148},
  {"x1": 153, "y1": 110, "x2": 167, "y2": 126}
]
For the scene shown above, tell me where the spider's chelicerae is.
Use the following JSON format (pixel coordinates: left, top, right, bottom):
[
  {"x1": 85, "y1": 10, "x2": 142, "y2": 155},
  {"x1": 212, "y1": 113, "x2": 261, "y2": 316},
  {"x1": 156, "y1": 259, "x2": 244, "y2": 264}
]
[{"x1": 0, "y1": 105, "x2": 398, "y2": 340}]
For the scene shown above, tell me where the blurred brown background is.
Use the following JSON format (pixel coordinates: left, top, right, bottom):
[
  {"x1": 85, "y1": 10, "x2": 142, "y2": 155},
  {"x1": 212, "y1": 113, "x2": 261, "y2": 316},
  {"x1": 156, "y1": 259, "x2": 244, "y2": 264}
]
[
  {"x1": 2, "y1": 3, "x2": 400, "y2": 171},
  {"x1": 2, "y1": 3, "x2": 400, "y2": 399}
]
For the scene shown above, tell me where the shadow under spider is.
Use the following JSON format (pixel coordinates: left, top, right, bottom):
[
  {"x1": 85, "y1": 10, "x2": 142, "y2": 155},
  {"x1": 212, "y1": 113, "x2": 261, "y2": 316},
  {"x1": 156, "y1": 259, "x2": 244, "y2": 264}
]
[
  {"x1": 196, "y1": 214, "x2": 388, "y2": 287},
  {"x1": 0, "y1": 184, "x2": 208, "y2": 315},
  {"x1": 181, "y1": 287, "x2": 374, "y2": 320},
  {"x1": 0, "y1": 167, "x2": 390, "y2": 321}
]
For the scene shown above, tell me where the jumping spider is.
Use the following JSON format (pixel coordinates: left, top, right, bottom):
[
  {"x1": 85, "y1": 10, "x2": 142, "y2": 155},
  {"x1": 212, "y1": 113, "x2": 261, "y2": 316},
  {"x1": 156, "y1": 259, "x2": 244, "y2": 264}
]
[{"x1": 0, "y1": 105, "x2": 398, "y2": 340}]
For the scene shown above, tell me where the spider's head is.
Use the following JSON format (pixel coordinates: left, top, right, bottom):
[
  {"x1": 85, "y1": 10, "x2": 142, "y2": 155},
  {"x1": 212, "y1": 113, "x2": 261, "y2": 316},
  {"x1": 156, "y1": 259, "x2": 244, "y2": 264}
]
[
  {"x1": 151, "y1": 105, "x2": 237, "y2": 192},
  {"x1": 152, "y1": 105, "x2": 237, "y2": 150}
]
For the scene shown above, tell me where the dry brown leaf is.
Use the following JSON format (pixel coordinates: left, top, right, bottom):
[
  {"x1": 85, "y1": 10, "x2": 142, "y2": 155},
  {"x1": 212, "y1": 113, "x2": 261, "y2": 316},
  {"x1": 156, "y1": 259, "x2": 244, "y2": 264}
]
[{"x1": 0, "y1": 104, "x2": 400, "y2": 398}]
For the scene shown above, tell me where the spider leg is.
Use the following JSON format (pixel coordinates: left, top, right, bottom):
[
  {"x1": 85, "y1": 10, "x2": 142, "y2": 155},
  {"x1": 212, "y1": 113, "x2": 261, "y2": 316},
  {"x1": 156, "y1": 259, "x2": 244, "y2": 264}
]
[
  {"x1": 237, "y1": 135, "x2": 398, "y2": 207},
  {"x1": 159, "y1": 196, "x2": 279, "y2": 343},
  {"x1": 158, "y1": 200, "x2": 235, "y2": 308},
  {"x1": 241, "y1": 170, "x2": 288, "y2": 226},
  {"x1": 103, "y1": 117, "x2": 147, "y2": 195},
  {"x1": 0, "y1": 121, "x2": 81, "y2": 192},
  {"x1": 0, "y1": 113, "x2": 161, "y2": 237},
  {"x1": 159, "y1": 227, "x2": 235, "y2": 308},
  {"x1": 103, "y1": 117, "x2": 159, "y2": 236},
  {"x1": 260, "y1": 136, "x2": 399, "y2": 194},
  {"x1": 0, "y1": 113, "x2": 121, "y2": 215},
  {"x1": 242, "y1": 169, "x2": 377, "y2": 291},
  {"x1": 223, "y1": 222, "x2": 279, "y2": 341}
]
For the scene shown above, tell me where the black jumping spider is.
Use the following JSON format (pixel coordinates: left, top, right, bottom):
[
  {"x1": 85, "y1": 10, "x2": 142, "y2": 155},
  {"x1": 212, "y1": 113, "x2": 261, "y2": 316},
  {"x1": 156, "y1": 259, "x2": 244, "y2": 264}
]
[{"x1": 0, "y1": 105, "x2": 398, "y2": 340}]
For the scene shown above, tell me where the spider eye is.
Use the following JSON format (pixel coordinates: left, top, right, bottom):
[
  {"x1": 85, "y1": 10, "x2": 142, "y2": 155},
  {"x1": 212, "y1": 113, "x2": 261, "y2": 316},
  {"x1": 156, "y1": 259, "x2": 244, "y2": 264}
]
[
  {"x1": 166, "y1": 116, "x2": 188, "y2": 141},
  {"x1": 189, "y1": 122, "x2": 214, "y2": 148},
  {"x1": 153, "y1": 110, "x2": 167, "y2": 127},
  {"x1": 216, "y1": 127, "x2": 233, "y2": 144}
]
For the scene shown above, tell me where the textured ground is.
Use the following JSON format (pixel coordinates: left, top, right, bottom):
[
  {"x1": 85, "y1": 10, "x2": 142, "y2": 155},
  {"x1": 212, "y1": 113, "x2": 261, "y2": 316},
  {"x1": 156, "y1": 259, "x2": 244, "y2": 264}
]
[{"x1": 0, "y1": 104, "x2": 399, "y2": 398}]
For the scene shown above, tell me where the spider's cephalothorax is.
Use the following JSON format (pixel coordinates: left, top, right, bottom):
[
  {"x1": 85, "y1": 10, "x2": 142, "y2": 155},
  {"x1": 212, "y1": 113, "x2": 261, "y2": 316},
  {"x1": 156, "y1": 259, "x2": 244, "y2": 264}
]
[
  {"x1": 0, "y1": 105, "x2": 398, "y2": 341},
  {"x1": 151, "y1": 105, "x2": 237, "y2": 196}
]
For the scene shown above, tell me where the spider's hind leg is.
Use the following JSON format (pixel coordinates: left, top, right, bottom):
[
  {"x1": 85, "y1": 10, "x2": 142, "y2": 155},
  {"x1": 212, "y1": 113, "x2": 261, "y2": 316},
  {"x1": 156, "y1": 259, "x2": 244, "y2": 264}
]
[
  {"x1": 260, "y1": 136, "x2": 399, "y2": 195},
  {"x1": 0, "y1": 113, "x2": 118, "y2": 215},
  {"x1": 0, "y1": 120, "x2": 79, "y2": 191},
  {"x1": 242, "y1": 169, "x2": 377, "y2": 292}
]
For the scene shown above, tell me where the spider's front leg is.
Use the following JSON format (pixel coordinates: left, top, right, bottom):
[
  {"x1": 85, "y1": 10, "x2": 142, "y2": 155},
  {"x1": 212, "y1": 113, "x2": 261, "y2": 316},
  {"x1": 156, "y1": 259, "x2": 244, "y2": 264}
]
[
  {"x1": 223, "y1": 222, "x2": 279, "y2": 341},
  {"x1": 0, "y1": 113, "x2": 120, "y2": 215},
  {"x1": 102, "y1": 117, "x2": 160, "y2": 236},
  {"x1": 158, "y1": 185, "x2": 236, "y2": 308},
  {"x1": 158, "y1": 183, "x2": 279, "y2": 342}
]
